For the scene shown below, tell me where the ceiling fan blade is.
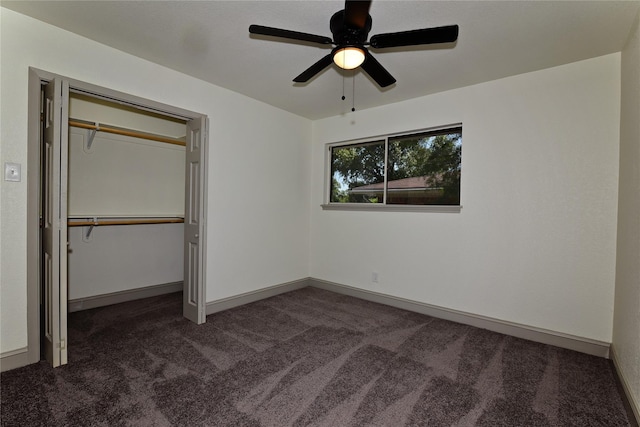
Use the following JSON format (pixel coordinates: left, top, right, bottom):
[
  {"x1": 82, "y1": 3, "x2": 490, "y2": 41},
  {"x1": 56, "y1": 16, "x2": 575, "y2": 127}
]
[
  {"x1": 369, "y1": 25, "x2": 459, "y2": 49},
  {"x1": 344, "y1": 0, "x2": 372, "y2": 29},
  {"x1": 249, "y1": 25, "x2": 332, "y2": 45},
  {"x1": 360, "y1": 52, "x2": 396, "y2": 88},
  {"x1": 293, "y1": 54, "x2": 334, "y2": 83}
]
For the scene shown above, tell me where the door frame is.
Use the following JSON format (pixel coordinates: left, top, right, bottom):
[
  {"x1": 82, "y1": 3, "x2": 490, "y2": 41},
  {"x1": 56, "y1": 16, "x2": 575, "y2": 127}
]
[{"x1": 26, "y1": 67, "x2": 209, "y2": 365}]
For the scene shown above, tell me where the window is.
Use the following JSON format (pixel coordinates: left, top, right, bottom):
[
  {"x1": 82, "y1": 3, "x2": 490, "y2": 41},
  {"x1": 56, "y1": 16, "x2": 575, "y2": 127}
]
[{"x1": 326, "y1": 126, "x2": 462, "y2": 210}]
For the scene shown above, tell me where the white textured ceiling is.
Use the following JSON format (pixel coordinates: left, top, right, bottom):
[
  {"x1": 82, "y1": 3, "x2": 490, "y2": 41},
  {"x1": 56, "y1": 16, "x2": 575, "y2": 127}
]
[{"x1": 3, "y1": 1, "x2": 639, "y2": 119}]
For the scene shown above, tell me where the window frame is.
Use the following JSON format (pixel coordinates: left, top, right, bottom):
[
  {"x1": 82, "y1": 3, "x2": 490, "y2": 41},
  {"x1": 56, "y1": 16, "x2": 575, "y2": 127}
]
[{"x1": 322, "y1": 124, "x2": 463, "y2": 213}]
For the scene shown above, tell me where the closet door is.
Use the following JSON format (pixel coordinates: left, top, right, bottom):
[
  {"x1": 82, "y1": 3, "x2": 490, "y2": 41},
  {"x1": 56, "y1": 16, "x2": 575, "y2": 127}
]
[
  {"x1": 43, "y1": 78, "x2": 69, "y2": 367},
  {"x1": 184, "y1": 116, "x2": 207, "y2": 324}
]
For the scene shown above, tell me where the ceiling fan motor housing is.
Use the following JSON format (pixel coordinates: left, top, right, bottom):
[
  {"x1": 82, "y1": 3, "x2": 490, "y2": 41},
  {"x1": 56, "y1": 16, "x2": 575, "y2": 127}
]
[{"x1": 330, "y1": 10, "x2": 371, "y2": 48}]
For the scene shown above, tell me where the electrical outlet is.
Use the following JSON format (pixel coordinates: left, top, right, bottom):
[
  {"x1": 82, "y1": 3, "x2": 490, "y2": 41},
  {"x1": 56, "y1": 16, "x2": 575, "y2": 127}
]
[
  {"x1": 4, "y1": 162, "x2": 21, "y2": 182},
  {"x1": 372, "y1": 272, "x2": 379, "y2": 283}
]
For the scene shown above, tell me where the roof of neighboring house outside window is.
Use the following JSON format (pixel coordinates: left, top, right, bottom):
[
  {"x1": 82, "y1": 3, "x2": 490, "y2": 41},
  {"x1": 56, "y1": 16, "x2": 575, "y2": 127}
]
[{"x1": 348, "y1": 176, "x2": 443, "y2": 194}]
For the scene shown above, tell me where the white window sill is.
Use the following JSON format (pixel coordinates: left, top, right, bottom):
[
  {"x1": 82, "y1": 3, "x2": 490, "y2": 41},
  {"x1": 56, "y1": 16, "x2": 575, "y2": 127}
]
[{"x1": 320, "y1": 204, "x2": 462, "y2": 213}]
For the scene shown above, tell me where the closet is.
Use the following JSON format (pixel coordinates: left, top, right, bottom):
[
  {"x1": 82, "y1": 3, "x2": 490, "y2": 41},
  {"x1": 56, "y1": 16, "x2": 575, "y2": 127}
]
[
  {"x1": 33, "y1": 72, "x2": 206, "y2": 368},
  {"x1": 64, "y1": 94, "x2": 187, "y2": 311}
]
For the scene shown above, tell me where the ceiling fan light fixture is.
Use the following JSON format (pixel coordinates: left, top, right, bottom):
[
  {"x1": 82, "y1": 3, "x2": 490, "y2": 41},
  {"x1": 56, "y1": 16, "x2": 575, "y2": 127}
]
[{"x1": 333, "y1": 46, "x2": 365, "y2": 70}]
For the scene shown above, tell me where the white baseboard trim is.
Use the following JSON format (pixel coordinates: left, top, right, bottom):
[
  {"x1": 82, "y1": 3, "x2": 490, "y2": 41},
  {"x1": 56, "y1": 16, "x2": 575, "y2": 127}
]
[
  {"x1": 611, "y1": 344, "x2": 640, "y2": 425},
  {"x1": 7, "y1": 277, "x2": 613, "y2": 373},
  {"x1": 308, "y1": 278, "x2": 611, "y2": 358},
  {"x1": 206, "y1": 278, "x2": 310, "y2": 315},
  {"x1": 0, "y1": 347, "x2": 30, "y2": 372},
  {"x1": 68, "y1": 281, "x2": 183, "y2": 312}
]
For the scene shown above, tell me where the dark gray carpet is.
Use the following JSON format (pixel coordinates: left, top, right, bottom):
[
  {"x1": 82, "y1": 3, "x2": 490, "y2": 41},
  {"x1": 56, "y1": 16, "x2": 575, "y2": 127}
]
[{"x1": 1, "y1": 287, "x2": 633, "y2": 426}]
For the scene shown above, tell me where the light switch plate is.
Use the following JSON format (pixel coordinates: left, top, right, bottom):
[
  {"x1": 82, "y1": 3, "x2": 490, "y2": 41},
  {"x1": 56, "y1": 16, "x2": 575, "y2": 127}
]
[{"x1": 4, "y1": 162, "x2": 21, "y2": 182}]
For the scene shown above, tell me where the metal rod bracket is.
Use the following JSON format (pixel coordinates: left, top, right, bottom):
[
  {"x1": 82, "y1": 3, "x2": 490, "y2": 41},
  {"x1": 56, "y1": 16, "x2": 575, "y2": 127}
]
[
  {"x1": 82, "y1": 217, "x2": 99, "y2": 241},
  {"x1": 84, "y1": 123, "x2": 99, "y2": 153}
]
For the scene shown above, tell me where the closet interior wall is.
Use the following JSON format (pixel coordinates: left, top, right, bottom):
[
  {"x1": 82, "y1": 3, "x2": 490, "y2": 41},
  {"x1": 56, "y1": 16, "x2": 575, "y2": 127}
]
[{"x1": 66, "y1": 94, "x2": 187, "y2": 309}]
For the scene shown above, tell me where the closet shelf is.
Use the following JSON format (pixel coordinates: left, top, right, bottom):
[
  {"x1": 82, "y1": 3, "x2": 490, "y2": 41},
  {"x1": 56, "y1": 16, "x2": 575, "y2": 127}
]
[{"x1": 69, "y1": 119, "x2": 186, "y2": 147}]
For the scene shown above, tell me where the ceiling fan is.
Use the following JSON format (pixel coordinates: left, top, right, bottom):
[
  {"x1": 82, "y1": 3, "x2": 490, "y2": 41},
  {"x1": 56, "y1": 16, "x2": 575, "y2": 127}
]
[{"x1": 249, "y1": 0, "x2": 459, "y2": 88}]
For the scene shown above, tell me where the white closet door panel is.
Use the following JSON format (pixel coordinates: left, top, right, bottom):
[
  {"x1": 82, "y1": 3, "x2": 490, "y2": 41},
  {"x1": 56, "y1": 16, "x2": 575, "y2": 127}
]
[
  {"x1": 183, "y1": 116, "x2": 207, "y2": 324},
  {"x1": 43, "y1": 78, "x2": 69, "y2": 367}
]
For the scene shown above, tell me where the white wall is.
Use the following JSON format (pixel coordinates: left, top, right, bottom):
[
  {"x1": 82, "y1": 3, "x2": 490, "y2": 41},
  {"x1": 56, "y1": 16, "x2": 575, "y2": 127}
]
[
  {"x1": 69, "y1": 94, "x2": 187, "y2": 139},
  {"x1": 68, "y1": 126, "x2": 185, "y2": 217},
  {"x1": 310, "y1": 54, "x2": 621, "y2": 343},
  {"x1": 613, "y1": 10, "x2": 640, "y2": 416},
  {"x1": 0, "y1": 8, "x2": 311, "y2": 354},
  {"x1": 68, "y1": 224, "x2": 184, "y2": 300}
]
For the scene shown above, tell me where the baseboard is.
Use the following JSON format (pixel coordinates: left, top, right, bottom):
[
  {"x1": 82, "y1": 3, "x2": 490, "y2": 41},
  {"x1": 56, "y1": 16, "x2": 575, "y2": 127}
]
[
  {"x1": 9, "y1": 277, "x2": 613, "y2": 373},
  {"x1": 206, "y1": 278, "x2": 310, "y2": 315},
  {"x1": 308, "y1": 278, "x2": 611, "y2": 358},
  {"x1": 611, "y1": 344, "x2": 640, "y2": 425},
  {"x1": 0, "y1": 347, "x2": 30, "y2": 372},
  {"x1": 68, "y1": 281, "x2": 183, "y2": 312}
]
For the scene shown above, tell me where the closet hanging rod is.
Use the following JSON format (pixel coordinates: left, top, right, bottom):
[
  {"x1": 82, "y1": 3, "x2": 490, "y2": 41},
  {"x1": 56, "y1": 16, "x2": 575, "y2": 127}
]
[
  {"x1": 69, "y1": 119, "x2": 186, "y2": 147},
  {"x1": 68, "y1": 218, "x2": 184, "y2": 227}
]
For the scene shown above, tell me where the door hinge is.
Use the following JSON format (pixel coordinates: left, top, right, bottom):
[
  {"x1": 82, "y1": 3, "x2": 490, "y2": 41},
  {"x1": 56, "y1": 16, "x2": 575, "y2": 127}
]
[{"x1": 59, "y1": 339, "x2": 66, "y2": 349}]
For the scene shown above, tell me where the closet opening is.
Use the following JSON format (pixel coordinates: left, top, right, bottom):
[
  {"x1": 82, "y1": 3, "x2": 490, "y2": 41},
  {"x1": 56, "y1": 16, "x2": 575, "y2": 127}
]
[
  {"x1": 63, "y1": 92, "x2": 187, "y2": 313},
  {"x1": 27, "y1": 68, "x2": 208, "y2": 368}
]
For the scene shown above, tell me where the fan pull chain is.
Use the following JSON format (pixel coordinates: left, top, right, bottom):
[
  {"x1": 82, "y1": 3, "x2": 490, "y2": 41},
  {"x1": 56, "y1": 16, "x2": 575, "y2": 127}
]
[
  {"x1": 351, "y1": 70, "x2": 356, "y2": 112},
  {"x1": 339, "y1": 70, "x2": 356, "y2": 113}
]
